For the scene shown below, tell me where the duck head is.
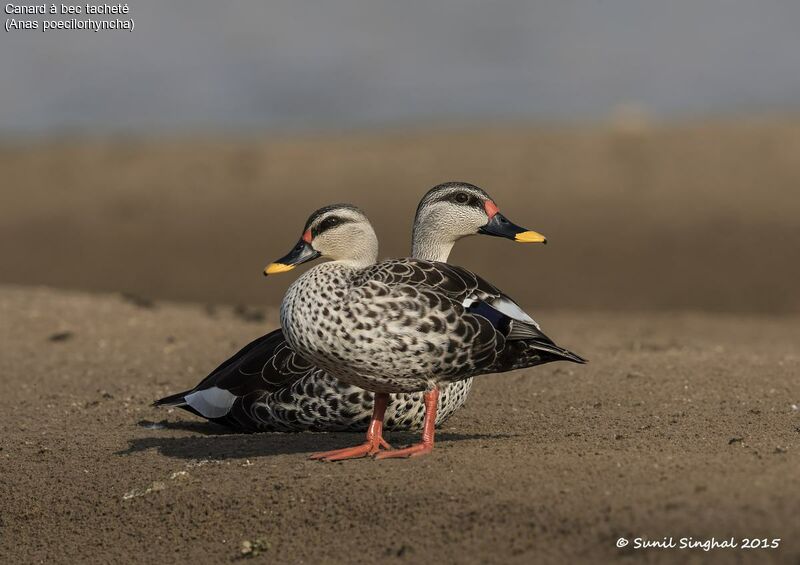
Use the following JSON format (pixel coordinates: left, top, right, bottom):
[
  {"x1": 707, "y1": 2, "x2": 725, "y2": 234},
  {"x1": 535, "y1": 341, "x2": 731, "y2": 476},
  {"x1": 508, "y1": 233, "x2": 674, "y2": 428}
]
[
  {"x1": 412, "y1": 182, "x2": 546, "y2": 262},
  {"x1": 264, "y1": 204, "x2": 378, "y2": 275}
]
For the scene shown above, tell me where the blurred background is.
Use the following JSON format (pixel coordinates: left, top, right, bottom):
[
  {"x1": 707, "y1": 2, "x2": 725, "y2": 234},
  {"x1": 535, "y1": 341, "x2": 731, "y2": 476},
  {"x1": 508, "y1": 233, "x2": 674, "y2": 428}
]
[{"x1": 2, "y1": 0, "x2": 799, "y2": 313}]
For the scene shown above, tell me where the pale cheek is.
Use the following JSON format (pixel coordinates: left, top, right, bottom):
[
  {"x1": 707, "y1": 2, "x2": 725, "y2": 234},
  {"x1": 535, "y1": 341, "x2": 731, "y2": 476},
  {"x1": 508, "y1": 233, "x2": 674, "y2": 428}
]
[
  {"x1": 324, "y1": 237, "x2": 350, "y2": 259},
  {"x1": 463, "y1": 213, "x2": 485, "y2": 235}
]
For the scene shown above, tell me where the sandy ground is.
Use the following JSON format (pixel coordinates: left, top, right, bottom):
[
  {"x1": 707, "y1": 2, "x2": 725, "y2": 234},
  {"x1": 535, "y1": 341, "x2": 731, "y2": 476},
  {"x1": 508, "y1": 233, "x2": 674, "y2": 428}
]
[
  {"x1": 1, "y1": 285, "x2": 798, "y2": 564},
  {"x1": 2, "y1": 120, "x2": 799, "y2": 563}
]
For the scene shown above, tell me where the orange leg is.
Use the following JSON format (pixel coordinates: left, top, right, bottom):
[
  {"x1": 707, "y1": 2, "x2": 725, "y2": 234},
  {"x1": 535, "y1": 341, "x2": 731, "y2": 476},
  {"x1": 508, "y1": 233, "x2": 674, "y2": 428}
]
[
  {"x1": 375, "y1": 387, "x2": 438, "y2": 459},
  {"x1": 310, "y1": 392, "x2": 392, "y2": 461}
]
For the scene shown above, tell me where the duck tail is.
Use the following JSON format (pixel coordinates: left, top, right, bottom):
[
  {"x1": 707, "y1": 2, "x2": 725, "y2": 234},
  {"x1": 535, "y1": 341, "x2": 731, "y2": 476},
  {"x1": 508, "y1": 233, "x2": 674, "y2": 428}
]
[
  {"x1": 493, "y1": 339, "x2": 587, "y2": 373},
  {"x1": 153, "y1": 390, "x2": 190, "y2": 408},
  {"x1": 504, "y1": 321, "x2": 587, "y2": 367},
  {"x1": 528, "y1": 340, "x2": 587, "y2": 365}
]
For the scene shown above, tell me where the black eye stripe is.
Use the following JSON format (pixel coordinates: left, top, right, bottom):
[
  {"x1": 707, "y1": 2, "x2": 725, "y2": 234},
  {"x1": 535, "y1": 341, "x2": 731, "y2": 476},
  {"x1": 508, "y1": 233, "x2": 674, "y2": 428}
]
[
  {"x1": 314, "y1": 216, "x2": 351, "y2": 236},
  {"x1": 439, "y1": 192, "x2": 483, "y2": 209}
]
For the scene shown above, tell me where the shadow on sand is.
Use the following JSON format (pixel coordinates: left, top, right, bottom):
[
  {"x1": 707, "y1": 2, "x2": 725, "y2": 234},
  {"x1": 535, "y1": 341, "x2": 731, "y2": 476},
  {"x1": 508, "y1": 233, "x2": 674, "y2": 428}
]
[{"x1": 119, "y1": 419, "x2": 516, "y2": 460}]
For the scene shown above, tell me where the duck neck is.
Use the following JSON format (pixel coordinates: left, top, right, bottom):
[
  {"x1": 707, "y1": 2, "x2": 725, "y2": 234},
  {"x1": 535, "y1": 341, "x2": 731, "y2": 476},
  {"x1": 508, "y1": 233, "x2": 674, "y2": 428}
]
[
  {"x1": 335, "y1": 256, "x2": 377, "y2": 270},
  {"x1": 412, "y1": 222, "x2": 457, "y2": 262},
  {"x1": 333, "y1": 228, "x2": 379, "y2": 269}
]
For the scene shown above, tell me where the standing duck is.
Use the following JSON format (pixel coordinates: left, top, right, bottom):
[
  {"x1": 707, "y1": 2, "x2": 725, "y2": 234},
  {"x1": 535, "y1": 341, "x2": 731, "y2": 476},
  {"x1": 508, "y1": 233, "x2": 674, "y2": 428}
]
[
  {"x1": 267, "y1": 205, "x2": 585, "y2": 460},
  {"x1": 155, "y1": 183, "x2": 548, "y2": 432}
]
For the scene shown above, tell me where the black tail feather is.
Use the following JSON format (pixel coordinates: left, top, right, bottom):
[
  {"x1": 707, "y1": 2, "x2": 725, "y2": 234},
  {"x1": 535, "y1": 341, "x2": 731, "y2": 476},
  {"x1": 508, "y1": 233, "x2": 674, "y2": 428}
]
[
  {"x1": 536, "y1": 341, "x2": 587, "y2": 365},
  {"x1": 153, "y1": 391, "x2": 190, "y2": 407},
  {"x1": 493, "y1": 338, "x2": 587, "y2": 373}
]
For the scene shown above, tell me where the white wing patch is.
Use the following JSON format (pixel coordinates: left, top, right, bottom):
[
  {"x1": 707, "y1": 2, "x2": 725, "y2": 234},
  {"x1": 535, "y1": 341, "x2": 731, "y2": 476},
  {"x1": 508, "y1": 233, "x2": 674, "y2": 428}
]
[
  {"x1": 463, "y1": 292, "x2": 541, "y2": 329},
  {"x1": 185, "y1": 387, "x2": 237, "y2": 418},
  {"x1": 490, "y1": 296, "x2": 540, "y2": 328}
]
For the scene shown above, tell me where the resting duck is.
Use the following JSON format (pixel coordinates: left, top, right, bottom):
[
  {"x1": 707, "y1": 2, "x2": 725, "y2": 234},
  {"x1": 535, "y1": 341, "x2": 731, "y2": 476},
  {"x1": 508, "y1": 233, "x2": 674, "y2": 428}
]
[
  {"x1": 267, "y1": 204, "x2": 585, "y2": 460},
  {"x1": 155, "y1": 183, "x2": 546, "y2": 432}
]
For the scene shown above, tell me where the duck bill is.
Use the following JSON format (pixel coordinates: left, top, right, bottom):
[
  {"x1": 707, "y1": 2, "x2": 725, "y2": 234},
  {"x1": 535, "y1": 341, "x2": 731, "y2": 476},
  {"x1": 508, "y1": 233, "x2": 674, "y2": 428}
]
[
  {"x1": 478, "y1": 212, "x2": 547, "y2": 244},
  {"x1": 264, "y1": 240, "x2": 321, "y2": 276}
]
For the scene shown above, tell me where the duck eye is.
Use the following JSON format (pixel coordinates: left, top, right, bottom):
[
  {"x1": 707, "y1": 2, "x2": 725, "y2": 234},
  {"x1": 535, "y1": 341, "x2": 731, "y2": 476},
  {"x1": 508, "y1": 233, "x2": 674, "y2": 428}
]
[
  {"x1": 455, "y1": 193, "x2": 469, "y2": 204},
  {"x1": 319, "y1": 216, "x2": 341, "y2": 232}
]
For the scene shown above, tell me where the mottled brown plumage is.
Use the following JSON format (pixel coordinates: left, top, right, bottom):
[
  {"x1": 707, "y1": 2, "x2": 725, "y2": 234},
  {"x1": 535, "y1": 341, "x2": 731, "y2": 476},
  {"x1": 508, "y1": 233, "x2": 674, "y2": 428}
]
[
  {"x1": 155, "y1": 183, "x2": 571, "y2": 434},
  {"x1": 272, "y1": 204, "x2": 583, "y2": 459}
]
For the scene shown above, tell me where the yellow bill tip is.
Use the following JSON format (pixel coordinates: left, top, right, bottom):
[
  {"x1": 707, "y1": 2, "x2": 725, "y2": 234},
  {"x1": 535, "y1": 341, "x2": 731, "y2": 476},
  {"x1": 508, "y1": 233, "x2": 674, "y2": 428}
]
[
  {"x1": 264, "y1": 262, "x2": 295, "y2": 276},
  {"x1": 514, "y1": 230, "x2": 547, "y2": 244}
]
